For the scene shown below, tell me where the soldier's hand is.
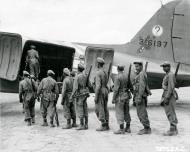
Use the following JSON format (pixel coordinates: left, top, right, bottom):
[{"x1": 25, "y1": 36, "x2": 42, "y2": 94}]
[
  {"x1": 19, "y1": 96, "x2": 23, "y2": 103},
  {"x1": 164, "y1": 98, "x2": 170, "y2": 105},
  {"x1": 112, "y1": 100, "x2": 116, "y2": 104},
  {"x1": 160, "y1": 101, "x2": 165, "y2": 107},
  {"x1": 148, "y1": 91, "x2": 152, "y2": 96},
  {"x1": 94, "y1": 98, "x2": 98, "y2": 104},
  {"x1": 61, "y1": 99, "x2": 64, "y2": 106}
]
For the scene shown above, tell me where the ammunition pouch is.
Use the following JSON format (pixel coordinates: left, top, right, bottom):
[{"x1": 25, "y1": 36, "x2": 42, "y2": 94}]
[{"x1": 73, "y1": 88, "x2": 90, "y2": 98}]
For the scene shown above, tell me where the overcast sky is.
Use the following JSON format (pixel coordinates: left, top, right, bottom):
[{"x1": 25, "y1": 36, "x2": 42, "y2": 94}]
[{"x1": 0, "y1": 0, "x2": 173, "y2": 44}]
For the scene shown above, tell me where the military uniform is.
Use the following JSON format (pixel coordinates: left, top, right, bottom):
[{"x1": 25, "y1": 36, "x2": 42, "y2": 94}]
[
  {"x1": 37, "y1": 70, "x2": 59, "y2": 127},
  {"x1": 112, "y1": 67, "x2": 131, "y2": 134},
  {"x1": 71, "y1": 64, "x2": 89, "y2": 130},
  {"x1": 26, "y1": 45, "x2": 40, "y2": 79},
  {"x1": 19, "y1": 71, "x2": 37, "y2": 126},
  {"x1": 94, "y1": 58, "x2": 109, "y2": 131},
  {"x1": 161, "y1": 62, "x2": 178, "y2": 135},
  {"x1": 133, "y1": 63, "x2": 151, "y2": 134},
  {"x1": 61, "y1": 68, "x2": 76, "y2": 129}
]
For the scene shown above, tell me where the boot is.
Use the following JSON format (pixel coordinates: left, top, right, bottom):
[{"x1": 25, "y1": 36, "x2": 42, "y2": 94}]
[
  {"x1": 62, "y1": 119, "x2": 72, "y2": 129},
  {"x1": 138, "y1": 127, "x2": 151, "y2": 135},
  {"x1": 50, "y1": 120, "x2": 55, "y2": 128},
  {"x1": 114, "y1": 124, "x2": 125, "y2": 134},
  {"x1": 27, "y1": 119, "x2": 32, "y2": 126},
  {"x1": 163, "y1": 125, "x2": 178, "y2": 136},
  {"x1": 84, "y1": 116, "x2": 88, "y2": 129},
  {"x1": 105, "y1": 120, "x2": 110, "y2": 130},
  {"x1": 76, "y1": 118, "x2": 85, "y2": 130},
  {"x1": 72, "y1": 118, "x2": 78, "y2": 128},
  {"x1": 96, "y1": 122, "x2": 108, "y2": 131},
  {"x1": 125, "y1": 123, "x2": 131, "y2": 133},
  {"x1": 41, "y1": 118, "x2": 48, "y2": 126},
  {"x1": 31, "y1": 117, "x2": 35, "y2": 124}
]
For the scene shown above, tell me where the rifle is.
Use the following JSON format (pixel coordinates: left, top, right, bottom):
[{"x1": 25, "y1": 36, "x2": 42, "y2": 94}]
[
  {"x1": 144, "y1": 62, "x2": 152, "y2": 96},
  {"x1": 127, "y1": 64, "x2": 133, "y2": 99},
  {"x1": 127, "y1": 64, "x2": 132, "y2": 89},
  {"x1": 55, "y1": 106, "x2": 59, "y2": 127},
  {"x1": 107, "y1": 62, "x2": 112, "y2": 79},
  {"x1": 86, "y1": 65, "x2": 92, "y2": 87},
  {"x1": 25, "y1": 61, "x2": 28, "y2": 71},
  {"x1": 145, "y1": 61, "x2": 148, "y2": 72},
  {"x1": 175, "y1": 63, "x2": 180, "y2": 88},
  {"x1": 106, "y1": 62, "x2": 113, "y2": 92}
]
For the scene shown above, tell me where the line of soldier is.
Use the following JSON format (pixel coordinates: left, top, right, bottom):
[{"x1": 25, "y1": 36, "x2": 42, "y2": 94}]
[{"x1": 19, "y1": 56, "x2": 178, "y2": 136}]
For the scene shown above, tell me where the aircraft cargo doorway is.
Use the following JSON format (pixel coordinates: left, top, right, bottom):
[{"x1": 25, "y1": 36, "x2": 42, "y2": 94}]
[{"x1": 19, "y1": 40, "x2": 75, "y2": 82}]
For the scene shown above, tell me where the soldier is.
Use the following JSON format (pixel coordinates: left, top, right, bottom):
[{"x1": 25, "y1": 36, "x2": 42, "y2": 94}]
[
  {"x1": 61, "y1": 68, "x2": 77, "y2": 129},
  {"x1": 160, "y1": 61, "x2": 178, "y2": 136},
  {"x1": 70, "y1": 64, "x2": 89, "y2": 130},
  {"x1": 112, "y1": 65, "x2": 131, "y2": 134},
  {"x1": 94, "y1": 57, "x2": 109, "y2": 131},
  {"x1": 70, "y1": 70, "x2": 77, "y2": 127},
  {"x1": 26, "y1": 45, "x2": 40, "y2": 79},
  {"x1": 37, "y1": 70, "x2": 59, "y2": 127},
  {"x1": 30, "y1": 74, "x2": 38, "y2": 123},
  {"x1": 132, "y1": 61, "x2": 151, "y2": 135},
  {"x1": 19, "y1": 71, "x2": 37, "y2": 126}
]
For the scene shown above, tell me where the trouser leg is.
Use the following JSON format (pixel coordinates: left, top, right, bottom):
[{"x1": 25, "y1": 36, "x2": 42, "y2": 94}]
[
  {"x1": 115, "y1": 101, "x2": 125, "y2": 125},
  {"x1": 23, "y1": 100, "x2": 31, "y2": 121},
  {"x1": 29, "y1": 99, "x2": 35, "y2": 123},
  {"x1": 63, "y1": 102, "x2": 72, "y2": 120},
  {"x1": 164, "y1": 96, "x2": 178, "y2": 128},
  {"x1": 48, "y1": 101, "x2": 56, "y2": 122},
  {"x1": 76, "y1": 97, "x2": 86, "y2": 119},
  {"x1": 136, "y1": 98, "x2": 150, "y2": 129},
  {"x1": 40, "y1": 100, "x2": 49, "y2": 126},
  {"x1": 124, "y1": 100, "x2": 131, "y2": 124}
]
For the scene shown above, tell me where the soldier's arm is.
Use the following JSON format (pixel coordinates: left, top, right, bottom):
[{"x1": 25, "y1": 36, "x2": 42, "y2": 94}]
[
  {"x1": 94, "y1": 73, "x2": 101, "y2": 101},
  {"x1": 61, "y1": 79, "x2": 67, "y2": 100},
  {"x1": 165, "y1": 73, "x2": 175, "y2": 99},
  {"x1": 137, "y1": 72, "x2": 146, "y2": 99},
  {"x1": 35, "y1": 51, "x2": 39, "y2": 60},
  {"x1": 112, "y1": 76, "x2": 120, "y2": 102},
  {"x1": 26, "y1": 51, "x2": 29, "y2": 62},
  {"x1": 19, "y1": 82, "x2": 23, "y2": 103}
]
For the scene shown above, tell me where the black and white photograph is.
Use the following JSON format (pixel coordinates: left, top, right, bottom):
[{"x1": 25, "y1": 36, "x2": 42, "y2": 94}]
[{"x1": 0, "y1": 0, "x2": 190, "y2": 152}]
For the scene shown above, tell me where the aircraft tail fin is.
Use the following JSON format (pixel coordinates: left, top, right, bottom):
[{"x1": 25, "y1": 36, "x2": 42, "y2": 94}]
[{"x1": 126, "y1": 0, "x2": 190, "y2": 67}]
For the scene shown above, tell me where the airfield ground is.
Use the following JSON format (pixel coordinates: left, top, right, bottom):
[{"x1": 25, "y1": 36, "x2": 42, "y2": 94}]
[{"x1": 0, "y1": 87, "x2": 190, "y2": 152}]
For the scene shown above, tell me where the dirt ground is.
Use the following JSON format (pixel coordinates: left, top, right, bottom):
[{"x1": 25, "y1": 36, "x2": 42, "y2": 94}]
[{"x1": 1, "y1": 87, "x2": 190, "y2": 152}]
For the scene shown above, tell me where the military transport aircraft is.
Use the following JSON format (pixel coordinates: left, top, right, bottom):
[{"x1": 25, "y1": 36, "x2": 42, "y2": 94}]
[{"x1": 0, "y1": 0, "x2": 190, "y2": 93}]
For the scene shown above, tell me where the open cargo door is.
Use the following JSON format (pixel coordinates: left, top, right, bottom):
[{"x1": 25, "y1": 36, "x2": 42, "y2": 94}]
[
  {"x1": 85, "y1": 47, "x2": 114, "y2": 90},
  {"x1": 172, "y1": 0, "x2": 190, "y2": 65},
  {"x1": 0, "y1": 32, "x2": 22, "y2": 80}
]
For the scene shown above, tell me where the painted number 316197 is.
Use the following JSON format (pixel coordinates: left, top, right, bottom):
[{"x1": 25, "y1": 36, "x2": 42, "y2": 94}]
[{"x1": 139, "y1": 38, "x2": 168, "y2": 48}]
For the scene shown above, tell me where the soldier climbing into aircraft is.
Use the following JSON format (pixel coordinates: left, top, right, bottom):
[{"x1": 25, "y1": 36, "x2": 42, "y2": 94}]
[{"x1": 25, "y1": 45, "x2": 40, "y2": 79}]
